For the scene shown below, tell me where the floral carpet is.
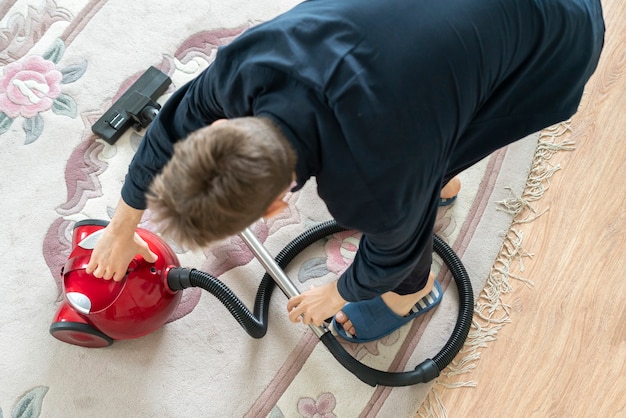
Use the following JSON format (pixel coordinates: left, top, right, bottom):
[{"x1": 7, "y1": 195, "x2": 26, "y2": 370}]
[{"x1": 0, "y1": 1, "x2": 538, "y2": 417}]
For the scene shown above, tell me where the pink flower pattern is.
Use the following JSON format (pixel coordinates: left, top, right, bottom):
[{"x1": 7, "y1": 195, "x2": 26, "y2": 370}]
[
  {"x1": 0, "y1": 39, "x2": 86, "y2": 144},
  {"x1": 324, "y1": 230, "x2": 362, "y2": 275},
  {"x1": 297, "y1": 393, "x2": 337, "y2": 418},
  {"x1": 0, "y1": 55, "x2": 62, "y2": 118}
]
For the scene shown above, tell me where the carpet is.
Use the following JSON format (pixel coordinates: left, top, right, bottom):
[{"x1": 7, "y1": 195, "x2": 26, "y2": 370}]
[{"x1": 0, "y1": 1, "x2": 538, "y2": 417}]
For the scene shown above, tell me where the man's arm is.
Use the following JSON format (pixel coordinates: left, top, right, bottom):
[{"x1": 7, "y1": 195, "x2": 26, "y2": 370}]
[
  {"x1": 85, "y1": 199, "x2": 157, "y2": 281},
  {"x1": 86, "y1": 64, "x2": 230, "y2": 279},
  {"x1": 120, "y1": 70, "x2": 224, "y2": 209}
]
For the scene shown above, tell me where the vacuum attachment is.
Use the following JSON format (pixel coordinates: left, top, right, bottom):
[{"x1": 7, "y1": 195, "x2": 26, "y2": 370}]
[{"x1": 92, "y1": 66, "x2": 171, "y2": 144}]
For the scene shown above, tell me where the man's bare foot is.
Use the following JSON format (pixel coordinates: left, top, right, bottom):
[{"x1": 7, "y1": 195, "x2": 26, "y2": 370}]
[
  {"x1": 334, "y1": 273, "x2": 435, "y2": 337},
  {"x1": 441, "y1": 176, "x2": 461, "y2": 200}
]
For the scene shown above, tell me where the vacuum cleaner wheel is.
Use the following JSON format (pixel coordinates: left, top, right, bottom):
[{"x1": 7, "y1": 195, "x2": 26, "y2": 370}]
[{"x1": 50, "y1": 321, "x2": 114, "y2": 348}]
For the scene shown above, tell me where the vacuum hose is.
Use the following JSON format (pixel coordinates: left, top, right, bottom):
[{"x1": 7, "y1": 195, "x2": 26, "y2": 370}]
[
  {"x1": 167, "y1": 267, "x2": 272, "y2": 339},
  {"x1": 167, "y1": 220, "x2": 474, "y2": 386}
]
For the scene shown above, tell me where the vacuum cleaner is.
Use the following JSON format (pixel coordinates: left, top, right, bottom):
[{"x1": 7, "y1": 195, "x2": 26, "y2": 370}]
[
  {"x1": 51, "y1": 67, "x2": 474, "y2": 386},
  {"x1": 50, "y1": 218, "x2": 473, "y2": 387}
]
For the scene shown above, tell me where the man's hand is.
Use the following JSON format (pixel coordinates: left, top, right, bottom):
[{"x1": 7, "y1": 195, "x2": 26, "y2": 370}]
[
  {"x1": 287, "y1": 280, "x2": 347, "y2": 326},
  {"x1": 85, "y1": 228, "x2": 157, "y2": 281},
  {"x1": 85, "y1": 199, "x2": 157, "y2": 281}
]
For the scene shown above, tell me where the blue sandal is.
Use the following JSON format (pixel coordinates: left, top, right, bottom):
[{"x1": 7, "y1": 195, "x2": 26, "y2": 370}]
[
  {"x1": 439, "y1": 195, "x2": 458, "y2": 207},
  {"x1": 331, "y1": 280, "x2": 443, "y2": 343}
]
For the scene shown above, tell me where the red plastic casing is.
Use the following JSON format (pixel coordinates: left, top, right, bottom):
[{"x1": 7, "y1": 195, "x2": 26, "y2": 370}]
[{"x1": 51, "y1": 220, "x2": 182, "y2": 345}]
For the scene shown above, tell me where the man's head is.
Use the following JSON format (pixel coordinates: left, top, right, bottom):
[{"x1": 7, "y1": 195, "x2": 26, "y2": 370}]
[{"x1": 147, "y1": 117, "x2": 297, "y2": 248}]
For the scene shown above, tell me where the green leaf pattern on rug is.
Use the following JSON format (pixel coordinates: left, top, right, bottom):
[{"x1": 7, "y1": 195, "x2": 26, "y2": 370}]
[
  {"x1": 52, "y1": 93, "x2": 78, "y2": 118},
  {"x1": 298, "y1": 257, "x2": 330, "y2": 283},
  {"x1": 22, "y1": 114, "x2": 45, "y2": 145},
  {"x1": 60, "y1": 62, "x2": 88, "y2": 84},
  {"x1": 42, "y1": 38, "x2": 65, "y2": 65},
  {"x1": 0, "y1": 37, "x2": 87, "y2": 144},
  {"x1": 10, "y1": 386, "x2": 49, "y2": 418},
  {"x1": 0, "y1": 113, "x2": 13, "y2": 135}
]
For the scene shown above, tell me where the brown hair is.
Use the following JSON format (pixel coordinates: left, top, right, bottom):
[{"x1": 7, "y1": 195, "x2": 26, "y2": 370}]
[{"x1": 147, "y1": 117, "x2": 296, "y2": 248}]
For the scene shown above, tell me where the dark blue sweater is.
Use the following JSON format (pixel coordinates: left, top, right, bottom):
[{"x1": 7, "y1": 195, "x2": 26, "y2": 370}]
[{"x1": 121, "y1": 0, "x2": 604, "y2": 301}]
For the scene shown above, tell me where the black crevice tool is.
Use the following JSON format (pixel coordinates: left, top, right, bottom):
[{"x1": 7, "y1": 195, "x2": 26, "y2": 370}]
[{"x1": 92, "y1": 66, "x2": 171, "y2": 144}]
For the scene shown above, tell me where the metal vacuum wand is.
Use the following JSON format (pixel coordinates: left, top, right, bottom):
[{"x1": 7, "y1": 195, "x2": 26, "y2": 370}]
[{"x1": 238, "y1": 228, "x2": 328, "y2": 338}]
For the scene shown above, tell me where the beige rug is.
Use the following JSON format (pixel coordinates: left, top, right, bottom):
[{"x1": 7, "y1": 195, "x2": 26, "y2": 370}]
[{"x1": 0, "y1": 1, "x2": 538, "y2": 416}]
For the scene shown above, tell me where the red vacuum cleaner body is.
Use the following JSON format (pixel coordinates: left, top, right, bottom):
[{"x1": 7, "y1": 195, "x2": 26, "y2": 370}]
[{"x1": 50, "y1": 220, "x2": 182, "y2": 348}]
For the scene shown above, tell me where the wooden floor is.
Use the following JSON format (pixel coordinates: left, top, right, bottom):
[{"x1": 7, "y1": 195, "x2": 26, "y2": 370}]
[{"x1": 422, "y1": 1, "x2": 626, "y2": 417}]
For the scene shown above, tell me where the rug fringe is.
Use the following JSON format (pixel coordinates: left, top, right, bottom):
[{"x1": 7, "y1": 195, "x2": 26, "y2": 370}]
[
  {"x1": 416, "y1": 121, "x2": 575, "y2": 418},
  {"x1": 497, "y1": 122, "x2": 575, "y2": 226},
  {"x1": 418, "y1": 387, "x2": 449, "y2": 418}
]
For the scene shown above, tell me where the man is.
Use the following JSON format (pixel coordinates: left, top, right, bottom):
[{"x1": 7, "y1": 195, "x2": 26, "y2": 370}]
[{"x1": 87, "y1": 0, "x2": 604, "y2": 342}]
